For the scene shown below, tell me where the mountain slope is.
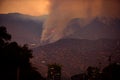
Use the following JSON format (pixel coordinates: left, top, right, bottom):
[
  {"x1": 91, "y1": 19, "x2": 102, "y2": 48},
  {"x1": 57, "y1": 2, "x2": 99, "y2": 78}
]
[
  {"x1": 32, "y1": 39, "x2": 120, "y2": 77},
  {"x1": 41, "y1": 17, "x2": 120, "y2": 45},
  {"x1": 0, "y1": 13, "x2": 48, "y2": 47},
  {"x1": 65, "y1": 17, "x2": 120, "y2": 40}
]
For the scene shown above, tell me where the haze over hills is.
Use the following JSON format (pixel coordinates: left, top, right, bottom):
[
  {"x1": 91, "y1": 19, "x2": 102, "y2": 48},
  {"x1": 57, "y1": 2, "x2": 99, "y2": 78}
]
[
  {"x1": 0, "y1": 13, "x2": 47, "y2": 47},
  {"x1": 65, "y1": 17, "x2": 120, "y2": 40},
  {"x1": 0, "y1": 13, "x2": 120, "y2": 46},
  {"x1": 0, "y1": 13, "x2": 120, "y2": 79},
  {"x1": 41, "y1": 17, "x2": 120, "y2": 45},
  {"x1": 32, "y1": 38, "x2": 120, "y2": 78}
]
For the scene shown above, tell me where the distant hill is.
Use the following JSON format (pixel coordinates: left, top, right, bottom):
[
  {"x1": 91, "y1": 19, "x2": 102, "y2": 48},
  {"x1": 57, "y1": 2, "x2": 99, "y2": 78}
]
[
  {"x1": 0, "y1": 13, "x2": 48, "y2": 47},
  {"x1": 32, "y1": 38, "x2": 120, "y2": 77},
  {"x1": 65, "y1": 17, "x2": 120, "y2": 40},
  {"x1": 40, "y1": 17, "x2": 120, "y2": 45},
  {"x1": 0, "y1": 13, "x2": 120, "y2": 46}
]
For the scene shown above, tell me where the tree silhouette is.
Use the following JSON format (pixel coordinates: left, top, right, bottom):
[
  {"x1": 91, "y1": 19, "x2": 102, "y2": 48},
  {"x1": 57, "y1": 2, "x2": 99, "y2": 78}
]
[
  {"x1": 0, "y1": 26, "x2": 11, "y2": 47},
  {"x1": 102, "y1": 63, "x2": 120, "y2": 80},
  {"x1": 86, "y1": 66, "x2": 101, "y2": 80},
  {"x1": 0, "y1": 26, "x2": 44, "y2": 80},
  {"x1": 47, "y1": 63, "x2": 62, "y2": 80}
]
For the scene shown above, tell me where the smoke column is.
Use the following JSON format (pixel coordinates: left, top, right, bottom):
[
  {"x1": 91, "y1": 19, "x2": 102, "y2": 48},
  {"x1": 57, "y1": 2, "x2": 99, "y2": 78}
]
[{"x1": 41, "y1": 0, "x2": 120, "y2": 44}]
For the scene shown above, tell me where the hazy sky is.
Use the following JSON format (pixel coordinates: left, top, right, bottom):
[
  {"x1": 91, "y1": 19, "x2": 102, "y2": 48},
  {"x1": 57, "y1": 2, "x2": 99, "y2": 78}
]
[
  {"x1": 0, "y1": 0, "x2": 120, "y2": 43},
  {"x1": 0, "y1": 0, "x2": 120, "y2": 17},
  {"x1": 41, "y1": 0, "x2": 120, "y2": 43},
  {"x1": 0, "y1": 0, "x2": 50, "y2": 16}
]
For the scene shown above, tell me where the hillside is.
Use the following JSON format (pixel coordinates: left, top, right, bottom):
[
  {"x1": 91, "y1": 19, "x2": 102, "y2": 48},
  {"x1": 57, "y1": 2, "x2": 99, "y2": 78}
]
[
  {"x1": 40, "y1": 17, "x2": 120, "y2": 45},
  {"x1": 31, "y1": 39, "x2": 120, "y2": 77},
  {"x1": 0, "y1": 13, "x2": 47, "y2": 47},
  {"x1": 65, "y1": 17, "x2": 120, "y2": 39}
]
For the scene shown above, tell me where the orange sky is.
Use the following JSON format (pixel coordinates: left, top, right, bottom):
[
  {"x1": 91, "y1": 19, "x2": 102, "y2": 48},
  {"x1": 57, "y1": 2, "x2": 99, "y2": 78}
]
[
  {"x1": 0, "y1": 0, "x2": 120, "y2": 17},
  {"x1": 0, "y1": 0, "x2": 50, "y2": 16}
]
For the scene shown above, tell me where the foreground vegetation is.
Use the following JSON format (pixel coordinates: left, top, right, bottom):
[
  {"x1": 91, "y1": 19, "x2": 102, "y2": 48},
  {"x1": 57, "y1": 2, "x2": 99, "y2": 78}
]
[
  {"x1": 0, "y1": 26, "x2": 45, "y2": 80},
  {"x1": 0, "y1": 26, "x2": 120, "y2": 80}
]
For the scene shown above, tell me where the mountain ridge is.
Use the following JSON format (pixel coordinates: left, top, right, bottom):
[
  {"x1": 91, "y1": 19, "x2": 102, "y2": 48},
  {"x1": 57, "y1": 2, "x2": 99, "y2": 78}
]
[
  {"x1": 65, "y1": 17, "x2": 120, "y2": 40},
  {"x1": 0, "y1": 13, "x2": 48, "y2": 47}
]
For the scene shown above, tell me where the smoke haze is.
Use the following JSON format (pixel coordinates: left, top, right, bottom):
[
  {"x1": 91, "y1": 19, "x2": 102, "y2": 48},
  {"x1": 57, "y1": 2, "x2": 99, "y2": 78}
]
[
  {"x1": 0, "y1": 0, "x2": 50, "y2": 16},
  {"x1": 41, "y1": 0, "x2": 120, "y2": 43}
]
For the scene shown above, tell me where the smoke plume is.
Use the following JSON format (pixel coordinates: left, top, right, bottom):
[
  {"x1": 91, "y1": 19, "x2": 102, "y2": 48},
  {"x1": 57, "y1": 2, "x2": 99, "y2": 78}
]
[{"x1": 41, "y1": 0, "x2": 120, "y2": 44}]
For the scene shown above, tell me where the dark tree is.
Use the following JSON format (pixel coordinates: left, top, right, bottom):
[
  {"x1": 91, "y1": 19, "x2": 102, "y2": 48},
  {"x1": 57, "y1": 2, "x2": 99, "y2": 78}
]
[
  {"x1": 0, "y1": 26, "x2": 44, "y2": 80},
  {"x1": 47, "y1": 63, "x2": 62, "y2": 80},
  {"x1": 102, "y1": 63, "x2": 120, "y2": 80},
  {"x1": 86, "y1": 66, "x2": 101, "y2": 80},
  {"x1": 0, "y1": 26, "x2": 11, "y2": 47}
]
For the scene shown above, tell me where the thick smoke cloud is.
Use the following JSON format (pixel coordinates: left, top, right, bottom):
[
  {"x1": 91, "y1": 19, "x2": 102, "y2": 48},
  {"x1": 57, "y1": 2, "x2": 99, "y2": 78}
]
[{"x1": 41, "y1": 0, "x2": 120, "y2": 44}]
